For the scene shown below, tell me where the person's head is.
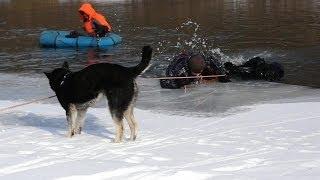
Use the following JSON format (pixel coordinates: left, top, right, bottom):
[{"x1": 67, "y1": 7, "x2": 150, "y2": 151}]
[
  {"x1": 79, "y1": 11, "x2": 90, "y2": 22},
  {"x1": 188, "y1": 55, "x2": 205, "y2": 75},
  {"x1": 79, "y1": 3, "x2": 96, "y2": 22}
]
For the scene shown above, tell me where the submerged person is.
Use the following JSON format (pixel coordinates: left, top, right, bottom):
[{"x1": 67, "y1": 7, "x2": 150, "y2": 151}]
[
  {"x1": 160, "y1": 52, "x2": 230, "y2": 89},
  {"x1": 224, "y1": 57, "x2": 284, "y2": 82},
  {"x1": 68, "y1": 3, "x2": 112, "y2": 38},
  {"x1": 160, "y1": 52, "x2": 284, "y2": 89}
]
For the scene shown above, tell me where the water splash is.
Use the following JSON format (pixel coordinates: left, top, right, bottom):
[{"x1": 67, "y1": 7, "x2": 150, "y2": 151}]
[
  {"x1": 208, "y1": 48, "x2": 246, "y2": 65},
  {"x1": 176, "y1": 20, "x2": 208, "y2": 51},
  {"x1": 156, "y1": 20, "x2": 248, "y2": 65},
  {"x1": 155, "y1": 20, "x2": 209, "y2": 54},
  {"x1": 113, "y1": 12, "x2": 122, "y2": 32}
]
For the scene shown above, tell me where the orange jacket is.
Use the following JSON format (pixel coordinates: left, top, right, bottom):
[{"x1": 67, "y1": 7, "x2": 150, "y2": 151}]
[{"x1": 79, "y1": 3, "x2": 112, "y2": 35}]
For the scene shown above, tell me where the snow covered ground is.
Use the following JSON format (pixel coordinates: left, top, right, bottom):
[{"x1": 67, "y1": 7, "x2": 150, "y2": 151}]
[{"x1": 0, "y1": 74, "x2": 320, "y2": 179}]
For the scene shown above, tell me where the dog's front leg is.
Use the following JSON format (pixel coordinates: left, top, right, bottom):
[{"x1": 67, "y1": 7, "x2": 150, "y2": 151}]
[
  {"x1": 66, "y1": 113, "x2": 74, "y2": 138},
  {"x1": 66, "y1": 104, "x2": 78, "y2": 137},
  {"x1": 75, "y1": 108, "x2": 87, "y2": 134},
  {"x1": 112, "y1": 117, "x2": 124, "y2": 143}
]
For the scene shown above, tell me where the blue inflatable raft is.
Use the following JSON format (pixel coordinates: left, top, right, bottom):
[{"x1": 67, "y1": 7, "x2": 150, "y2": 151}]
[{"x1": 40, "y1": 30, "x2": 122, "y2": 48}]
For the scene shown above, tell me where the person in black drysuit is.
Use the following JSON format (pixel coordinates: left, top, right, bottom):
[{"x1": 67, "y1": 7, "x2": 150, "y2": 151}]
[
  {"x1": 160, "y1": 52, "x2": 230, "y2": 89},
  {"x1": 160, "y1": 53, "x2": 284, "y2": 89}
]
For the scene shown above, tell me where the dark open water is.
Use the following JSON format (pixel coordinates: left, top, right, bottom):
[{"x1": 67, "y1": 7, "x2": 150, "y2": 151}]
[
  {"x1": 0, "y1": 0, "x2": 320, "y2": 87},
  {"x1": 0, "y1": 0, "x2": 320, "y2": 114}
]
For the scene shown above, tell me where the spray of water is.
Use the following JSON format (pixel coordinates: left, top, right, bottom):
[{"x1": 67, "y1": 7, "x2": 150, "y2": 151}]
[
  {"x1": 156, "y1": 19, "x2": 248, "y2": 65},
  {"x1": 113, "y1": 12, "x2": 122, "y2": 32},
  {"x1": 175, "y1": 20, "x2": 207, "y2": 51}
]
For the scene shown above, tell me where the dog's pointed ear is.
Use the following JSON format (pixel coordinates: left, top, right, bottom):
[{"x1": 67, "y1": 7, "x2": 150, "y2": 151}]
[
  {"x1": 44, "y1": 72, "x2": 51, "y2": 79},
  {"x1": 62, "y1": 61, "x2": 69, "y2": 69}
]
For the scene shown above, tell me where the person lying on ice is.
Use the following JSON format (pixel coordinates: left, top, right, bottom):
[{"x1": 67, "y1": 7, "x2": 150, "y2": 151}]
[
  {"x1": 160, "y1": 52, "x2": 284, "y2": 89},
  {"x1": 67, "y1": 3, "x2": 112, "y2": 38},
  {"x1": 160, "y1": 52, "x2": 231, "y2": 89}
]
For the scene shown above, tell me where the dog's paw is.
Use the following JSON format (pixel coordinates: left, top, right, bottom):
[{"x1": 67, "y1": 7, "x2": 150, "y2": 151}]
[
  {"x1": 112, "y1": 139, "x2": 122, "y2": 143},
  {"x1": 74, "y1": 127, "x2": 82, "y2": 135},
  {"x1": 130, "y1": 135, "x2": 137, "y2": 141},
  {"x1": 67, "y1": 130, "x2": 75, "y2": 138}
]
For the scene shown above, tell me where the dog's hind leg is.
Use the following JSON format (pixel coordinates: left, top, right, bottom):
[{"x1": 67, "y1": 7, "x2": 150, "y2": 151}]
[
  {"x1": 106, "y1": 91, "x2": 127, "y2": 143},
  {"x1": 75, "y1": 108, "x2": 87, "y2": 134},
  {"x1": 124, "y1": 104, "x2": 138, "y2": 141},
  {"x1": 112, "y1": 115, "x2": 124, "y2": 143},
  {"x1": 66, "y1": 104, "x2": 78, "y2": 137}
]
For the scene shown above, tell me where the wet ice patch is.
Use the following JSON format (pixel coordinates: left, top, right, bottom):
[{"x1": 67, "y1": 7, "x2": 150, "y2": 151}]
[
  {"x1": 154, "y1": 171, "x2": 212, "y2": 180},
  {"x1": 212, "y1": 158, "x2": 266, "y2": 172},
  {"x1": 196, "y1": 152, "x2": 211, "y2": 156},
  {"x1": 56, "y1": 166, "x2": 159, "y2": 180},
  {"x1": 124, "y1": 156, "x2": 144, "y2": 164},
  {"x1": 17, "y1": 151, "x2": 34, "y2": 155},
  {"x1": 151, "y1": 157, "x2": 170, "y2": 161}
]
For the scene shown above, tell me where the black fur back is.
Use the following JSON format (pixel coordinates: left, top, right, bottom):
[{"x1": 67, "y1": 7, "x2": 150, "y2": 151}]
[{"x1": 45, "y1": 46, "x2": 153, "y2": 111}]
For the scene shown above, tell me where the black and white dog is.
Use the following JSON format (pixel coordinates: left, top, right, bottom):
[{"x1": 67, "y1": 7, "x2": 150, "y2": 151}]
[{"x1": 44, "y1": 46, "x2": 152, "y2": 142}]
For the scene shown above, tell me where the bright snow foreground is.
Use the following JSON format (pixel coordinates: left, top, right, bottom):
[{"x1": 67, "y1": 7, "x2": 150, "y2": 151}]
[{"x1": 0, "y1": 100, "x2": 319, "y2": 180}]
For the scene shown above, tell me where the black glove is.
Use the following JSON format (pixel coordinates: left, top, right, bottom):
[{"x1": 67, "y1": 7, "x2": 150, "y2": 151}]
[{"x1": 65, "y1": 30, "x2": 80, "y2": 38}]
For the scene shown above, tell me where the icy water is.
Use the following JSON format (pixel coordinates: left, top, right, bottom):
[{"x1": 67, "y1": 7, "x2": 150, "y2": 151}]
[{"x1": 0, "y1": 0, "x2": 320, "y2": 115}]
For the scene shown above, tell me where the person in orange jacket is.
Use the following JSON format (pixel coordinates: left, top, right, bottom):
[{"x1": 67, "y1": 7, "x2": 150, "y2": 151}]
[{"x1": 78, "y1": 3, "x2": 112, "y2": 37}]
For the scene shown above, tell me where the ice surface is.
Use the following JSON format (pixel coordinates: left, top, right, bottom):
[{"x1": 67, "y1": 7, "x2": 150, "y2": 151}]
[{"x1": 0, "y1": 73, "x2": 320, "y2": 179}]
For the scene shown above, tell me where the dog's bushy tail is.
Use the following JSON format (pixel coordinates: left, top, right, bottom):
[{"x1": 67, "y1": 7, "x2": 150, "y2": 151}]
[{"x1": 130, "y1": 46, "x2": 153, "y2": 77}]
